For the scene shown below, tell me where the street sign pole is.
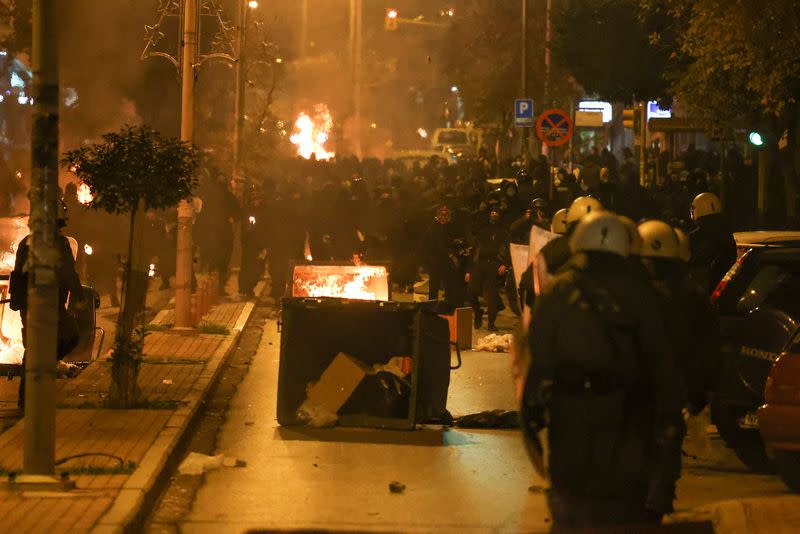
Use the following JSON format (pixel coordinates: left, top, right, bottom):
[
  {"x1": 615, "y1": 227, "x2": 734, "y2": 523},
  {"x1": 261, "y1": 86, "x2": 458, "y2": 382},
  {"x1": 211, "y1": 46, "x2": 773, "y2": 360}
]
[{"x1": 639, "y1": 101, "x2": 647, "y2": 186}]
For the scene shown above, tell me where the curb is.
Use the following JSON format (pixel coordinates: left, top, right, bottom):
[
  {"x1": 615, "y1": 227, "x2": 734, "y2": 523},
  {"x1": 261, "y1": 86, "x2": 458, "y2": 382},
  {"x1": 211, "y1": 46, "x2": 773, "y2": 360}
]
[{"x1": 90, "y1": 291, "x2": 260, "y2": 534}]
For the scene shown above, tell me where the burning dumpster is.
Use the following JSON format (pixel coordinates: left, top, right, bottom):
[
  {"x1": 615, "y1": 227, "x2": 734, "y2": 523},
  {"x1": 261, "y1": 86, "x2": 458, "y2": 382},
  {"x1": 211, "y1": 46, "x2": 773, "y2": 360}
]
[{"x1": 290, "y1": 263, "x2": 390, "y2": 301}]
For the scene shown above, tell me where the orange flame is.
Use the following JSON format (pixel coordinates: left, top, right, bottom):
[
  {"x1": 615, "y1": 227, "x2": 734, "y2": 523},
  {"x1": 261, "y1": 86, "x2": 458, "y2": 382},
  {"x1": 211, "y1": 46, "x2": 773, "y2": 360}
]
[
  {"x1": 77, "y1": 183, "x2": 93, "y2": 205},
  {"x1": 292, "y1": 265, "x2": 389, "y2": 301},
  {"x1": 290, "y1": 104, "x2": 335, "y2": 161}
]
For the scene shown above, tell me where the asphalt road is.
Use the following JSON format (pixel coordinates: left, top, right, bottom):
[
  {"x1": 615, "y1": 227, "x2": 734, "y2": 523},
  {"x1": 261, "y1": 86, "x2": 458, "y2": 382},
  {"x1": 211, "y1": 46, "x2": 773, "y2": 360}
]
[{"x1": 174, "y1": 307, "x2": 790, "y2": 533}]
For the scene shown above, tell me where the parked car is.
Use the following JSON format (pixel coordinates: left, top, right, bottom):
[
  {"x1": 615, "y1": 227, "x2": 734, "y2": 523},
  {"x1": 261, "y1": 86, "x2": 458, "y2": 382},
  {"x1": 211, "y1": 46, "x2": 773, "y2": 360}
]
[
  {"x1": 759, "y1": 331, "x2": 800, "y2": 490},
  {"x1": 711, "y1": 238, "x2": 800, "y2": 469}
]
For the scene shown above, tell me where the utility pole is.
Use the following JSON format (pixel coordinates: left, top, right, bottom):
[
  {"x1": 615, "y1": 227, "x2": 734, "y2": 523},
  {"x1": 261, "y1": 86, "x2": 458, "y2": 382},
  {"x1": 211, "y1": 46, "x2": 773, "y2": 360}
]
[
  {"x1": 639, "y1": 101, "x2": 647, "y2": 186},
  {"x1": 175, "y1": 0, "x2": 198, "y2": 328},
  {"x1": 351, "y1": 0, "x2": 363, "y2": 159},
  {"x1": 24, "y1": 0, "x2": 59, "y2": 478},
  {"x1": 300, "y1": 0, "x2": 308, "y2": 59},
  {"x1": 232, "y1": 0, "x2": 249, "y2": 176},
  {"x1": 542, "y1": 0, "x2": 552, "y2": 158},
  {"x1": 520, "y1": 0, "x2": 528, "y2": 162}
]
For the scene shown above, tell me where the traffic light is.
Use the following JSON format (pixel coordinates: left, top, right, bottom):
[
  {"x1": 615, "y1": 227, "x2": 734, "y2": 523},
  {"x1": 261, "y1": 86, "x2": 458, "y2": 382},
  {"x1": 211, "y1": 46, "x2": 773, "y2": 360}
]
[
  {"x1": 749, "y1": 131, "x2": 765, "y2": 147},
  {"x1": 622, "y1": 108, "x2": 642, "y2": 130},
  {"x1": 385, "y1": 8, "x2": 399, "y2": 30}
]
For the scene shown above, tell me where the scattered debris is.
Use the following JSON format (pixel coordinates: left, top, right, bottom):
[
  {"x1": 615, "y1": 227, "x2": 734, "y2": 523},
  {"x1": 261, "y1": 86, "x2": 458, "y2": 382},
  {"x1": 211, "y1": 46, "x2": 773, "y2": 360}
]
[
  {"x1": 454, "y1": 410, "x2": 519, "y2": 429},
  {"x1": 222, "y1": 457, "x2": 246, "y2": 468},
  {"x1": 528, "y1": 485, "x2": 546, "y2": 494},
  {"x1": 244, "y1": 421, "x2": 255, "y2": 426},
  {"x1": 389, "y1": 481, "x2": 406, "y2": 494},
  {"x1": 313, "y1": 463, "x2": 318, "y2": 468},
  {"x1": 56, "y1": 361, "x2": 80, "y2": 379},
  {"x1": 162, "y1": 378, "x2": 173, "y2": 385},
  {"x1": 475, "y1": 333, "x2": 513, "y2": 352},
  {"x1": 178, "y1": 452, "x2": 224, "y2": 475}
]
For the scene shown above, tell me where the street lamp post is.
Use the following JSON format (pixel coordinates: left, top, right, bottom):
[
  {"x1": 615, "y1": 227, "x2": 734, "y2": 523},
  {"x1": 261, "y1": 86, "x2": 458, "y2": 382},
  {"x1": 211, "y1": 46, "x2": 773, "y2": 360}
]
[
  {"x1": 24, "y1": 0, "x2": 60, "y2": 480},
  {"x1": 233, "y1": 0, "x2": 252, "y2": 176},
  {"x1": 175, "y1": 0, "x2": 198, "y2": 328}
]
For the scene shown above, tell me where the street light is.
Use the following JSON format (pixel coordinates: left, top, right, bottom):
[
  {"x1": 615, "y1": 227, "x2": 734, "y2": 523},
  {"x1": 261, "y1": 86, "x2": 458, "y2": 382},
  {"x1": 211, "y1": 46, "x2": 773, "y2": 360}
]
[
  {"x1": 248, "y1": 0, "x2": 258, "y2": 8},
  {"x1": 450, "y1": 85, "x2": 458, "y2": 93}
]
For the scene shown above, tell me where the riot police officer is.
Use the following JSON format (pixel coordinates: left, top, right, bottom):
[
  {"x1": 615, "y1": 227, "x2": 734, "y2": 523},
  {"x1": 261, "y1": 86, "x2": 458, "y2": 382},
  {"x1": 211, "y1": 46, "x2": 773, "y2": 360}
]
[
  {"x1": 522, "y1": 212, "x2": 685, "y2": 530},
  {"x1": 638, "y1": 220, "x2": 720, "y2": 521},
  {"x1": 688, "y1": 192, "x2": 736, "y2": 294},
  {"x1": 540, "y1": 196, "x2": 602, "y2": 275}
]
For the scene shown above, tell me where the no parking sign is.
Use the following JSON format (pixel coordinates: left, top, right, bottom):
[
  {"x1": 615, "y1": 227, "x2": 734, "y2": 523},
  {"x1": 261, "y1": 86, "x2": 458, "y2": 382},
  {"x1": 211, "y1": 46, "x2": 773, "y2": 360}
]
[{"x1": 536, "y1": 109, "x2": 573, "y2": 147}]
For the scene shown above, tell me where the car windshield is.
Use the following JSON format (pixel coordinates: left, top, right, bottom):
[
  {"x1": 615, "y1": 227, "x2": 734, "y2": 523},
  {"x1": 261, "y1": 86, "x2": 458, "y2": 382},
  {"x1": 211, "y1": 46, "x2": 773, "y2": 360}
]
[{"x1": 437, "y1": 131, "x2": 468, "y2": 144}]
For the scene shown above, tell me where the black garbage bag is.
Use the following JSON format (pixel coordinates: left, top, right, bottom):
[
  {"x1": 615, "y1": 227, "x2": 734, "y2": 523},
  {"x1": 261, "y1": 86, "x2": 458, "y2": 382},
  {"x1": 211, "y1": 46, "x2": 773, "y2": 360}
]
[
  {"x1": 454, "y1": 409, "x2": 520, "y2": 429},
  {"x1": 342, "y1": 371, "x2": 411, "y2": 419}
]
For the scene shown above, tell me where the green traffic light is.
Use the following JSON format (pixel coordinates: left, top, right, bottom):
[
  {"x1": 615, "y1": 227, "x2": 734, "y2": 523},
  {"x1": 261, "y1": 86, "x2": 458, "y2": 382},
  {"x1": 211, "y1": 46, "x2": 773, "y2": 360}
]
[{"x1": 749, "y1": 131, "x2": 764, "y2": 147}]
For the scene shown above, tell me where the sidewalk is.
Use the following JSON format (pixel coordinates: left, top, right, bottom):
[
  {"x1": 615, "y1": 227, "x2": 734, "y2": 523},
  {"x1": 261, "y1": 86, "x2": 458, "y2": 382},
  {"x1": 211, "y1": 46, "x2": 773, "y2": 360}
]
[{"x1": 0, "y1": 290, "x2": 257, "y2": 533}]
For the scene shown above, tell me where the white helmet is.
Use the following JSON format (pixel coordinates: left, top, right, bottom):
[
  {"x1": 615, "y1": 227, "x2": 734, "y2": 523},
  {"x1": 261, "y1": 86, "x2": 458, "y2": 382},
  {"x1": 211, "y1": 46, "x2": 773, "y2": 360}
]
[
  {"x1": 691, "y1": 192, "x2": 722, "y2": 220},
  {"x1": 638, "y1": 220, "x2": 682, "y2": 260},
  {"x1": 674, "y1": 227, "x2": 691, "y2": 263},
  {"x1": 570, "y1": 212, "x2": 630, "y2": 257},
  {"x1": 566, "y1": 196, "x2": 603, "y2": 225},
  {"x1": 551, "y1": 209, "x2": 568, "y2": 234},
  {"x1": 618, "y1": 216, "x2": 642, "y2": 256}
]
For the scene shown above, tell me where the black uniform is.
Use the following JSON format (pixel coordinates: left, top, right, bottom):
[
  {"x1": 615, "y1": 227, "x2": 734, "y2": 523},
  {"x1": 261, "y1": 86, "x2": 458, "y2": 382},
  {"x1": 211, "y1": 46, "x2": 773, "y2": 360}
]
[
  {"x1": 468, "y1": 218, "x2": 509, "y2": 330},
  {"x1": 689, "y1": 213, "x2": 737, "y2": 295},
  {"x1": 641, "y1": 257, "x2": 721, "y2": 517},
  {"x1": 422, "y1": 205, "x2": 471, "y2": 308},
  {"x1": 524, "y1": 252, "x2": 686, "y2": 529},
  {"x1": 10, "y1": 233, "x2": 84, "y2": 408},
  {"x1": 239, "y1": 191, "x2": 269, "y2": 297}
]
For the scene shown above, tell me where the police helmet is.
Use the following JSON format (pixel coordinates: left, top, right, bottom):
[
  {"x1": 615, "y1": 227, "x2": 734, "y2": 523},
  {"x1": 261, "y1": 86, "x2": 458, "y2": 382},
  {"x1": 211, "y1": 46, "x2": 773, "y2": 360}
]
[
  {"x1": 638, "y1": 220, "x2": 682, "y2": 260},
  {"x1": 551, "y1": 209, "x2": 568, "y2": 234},
  {"x1": 566, "y1": 196, "x2": 603, "y2": 225},
  {"x1": 570, "y1": 212, "x2": 630, "y2": 257},
  {"x1": 618, "y1": 216, "x2": 643, "y2": 256},
  {"x1": 691, "y1": 192, "x2": 721, "y2": 220},
  {"x1": 674, "y1": 227, "x2": 691, "y2": 263}
]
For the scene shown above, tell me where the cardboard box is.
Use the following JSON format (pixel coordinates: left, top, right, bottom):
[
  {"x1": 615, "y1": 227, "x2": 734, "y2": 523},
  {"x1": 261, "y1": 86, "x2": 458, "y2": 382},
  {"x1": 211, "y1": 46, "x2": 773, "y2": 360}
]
[{"x1": 298, "y1": 352, "x2": 367, "y2": 427}]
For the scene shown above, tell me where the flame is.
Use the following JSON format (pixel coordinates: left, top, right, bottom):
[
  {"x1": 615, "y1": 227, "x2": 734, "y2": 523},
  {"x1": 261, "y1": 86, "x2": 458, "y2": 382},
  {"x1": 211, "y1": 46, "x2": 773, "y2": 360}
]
[
  {"x1": 289, "y1": 104, "x2": 335, "y2": 161},
  {"x1": 77, "y1": 183, "x2": 93, "y2": 205},
  {"x1": 292, "y1": 265, "x2": 389, "y2": 301},
  {"x1": 0, "y1": 281, "x2": 23, "y2": 365}
]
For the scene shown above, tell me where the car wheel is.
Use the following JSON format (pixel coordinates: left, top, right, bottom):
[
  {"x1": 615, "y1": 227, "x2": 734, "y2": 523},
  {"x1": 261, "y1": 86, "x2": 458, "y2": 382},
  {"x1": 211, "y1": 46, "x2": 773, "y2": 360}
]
[
  {"x1": 711, "y1": 398, "x2": 774, "y2": 472},
  {"x1": 775, "y1": 451, "x2": 800, "y2": 492}
]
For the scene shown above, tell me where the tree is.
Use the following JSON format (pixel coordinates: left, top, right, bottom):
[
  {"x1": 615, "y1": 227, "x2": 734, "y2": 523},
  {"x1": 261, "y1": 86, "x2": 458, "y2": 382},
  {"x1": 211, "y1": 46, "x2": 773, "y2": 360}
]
[
  {"x1": 61, "y1": 125, "x2": 198, "y2": 408},
  {"x1": 552, "y1": 0, "x2": 671, "y2": 103},
  {"x1": 642, "y1": 0, "x2": 800, "y2": 221}
]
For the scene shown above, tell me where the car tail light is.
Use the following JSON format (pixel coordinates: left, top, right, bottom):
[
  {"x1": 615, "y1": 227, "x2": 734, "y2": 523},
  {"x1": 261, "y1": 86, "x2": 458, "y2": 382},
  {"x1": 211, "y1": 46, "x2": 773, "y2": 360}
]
[
  {"x1": 710, "y1": 251, "x2": 748, "y2": 305},
  {"x1": 765, "y1": 352, "x2": 800, "y2": 405}
]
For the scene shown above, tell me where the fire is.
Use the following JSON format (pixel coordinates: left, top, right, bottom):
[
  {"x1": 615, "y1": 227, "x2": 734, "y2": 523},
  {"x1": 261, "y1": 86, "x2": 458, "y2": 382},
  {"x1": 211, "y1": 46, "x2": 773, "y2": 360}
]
[
  {"x1": 77, "y1": 183, "x2": 93, "y2": 205},
  {"x1": 292, "y1": 265, "x2": 389, "y2": 301},
  {"x1": 290, "y1": 104, "x2": 335, "y2": 161}
]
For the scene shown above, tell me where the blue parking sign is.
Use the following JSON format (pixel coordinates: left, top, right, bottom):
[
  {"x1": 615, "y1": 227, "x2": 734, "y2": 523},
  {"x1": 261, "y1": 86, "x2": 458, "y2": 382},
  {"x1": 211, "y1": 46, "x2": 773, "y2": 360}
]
[{"x1": 515, "y1": 99, "x2": 534, "y2": 127}]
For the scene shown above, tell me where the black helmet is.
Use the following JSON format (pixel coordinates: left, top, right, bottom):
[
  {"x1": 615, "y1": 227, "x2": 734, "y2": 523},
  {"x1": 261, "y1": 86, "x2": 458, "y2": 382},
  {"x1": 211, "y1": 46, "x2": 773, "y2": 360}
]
[
  {"x1": 486, "y1": 188, "x2": 503, "y2": 205},
  {"x1": 516, "y1": 168, "x2": 531, "y2": 183},
  {"x1": 530, "y1": 198, "x2": 548, "y2": 211}
]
